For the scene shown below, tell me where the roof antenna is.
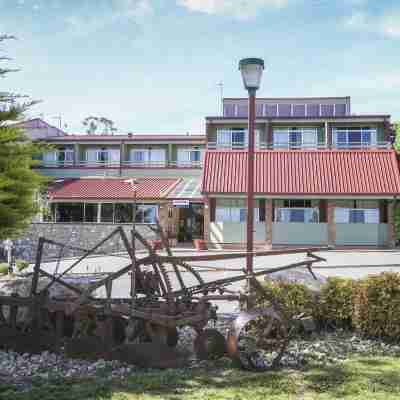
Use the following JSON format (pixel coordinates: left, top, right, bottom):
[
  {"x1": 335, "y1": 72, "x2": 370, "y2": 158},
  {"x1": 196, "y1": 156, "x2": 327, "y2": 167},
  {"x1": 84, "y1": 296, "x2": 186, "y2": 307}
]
[{"x1": 217, "y1": 81, "x2": 224, "y2": 115}]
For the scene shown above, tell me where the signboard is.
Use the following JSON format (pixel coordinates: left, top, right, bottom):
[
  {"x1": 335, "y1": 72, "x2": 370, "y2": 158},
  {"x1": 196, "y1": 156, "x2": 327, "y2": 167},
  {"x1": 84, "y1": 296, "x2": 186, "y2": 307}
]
[{"x1": 173, "y1": 200, "x2": 190, "y2": 208}]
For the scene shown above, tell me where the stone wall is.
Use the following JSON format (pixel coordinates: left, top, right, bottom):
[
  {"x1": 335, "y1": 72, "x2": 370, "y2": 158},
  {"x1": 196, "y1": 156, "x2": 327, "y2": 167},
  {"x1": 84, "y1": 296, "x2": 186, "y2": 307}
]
[{"x1": 13, "y1": 223, "x2": 157, "y2": 262}]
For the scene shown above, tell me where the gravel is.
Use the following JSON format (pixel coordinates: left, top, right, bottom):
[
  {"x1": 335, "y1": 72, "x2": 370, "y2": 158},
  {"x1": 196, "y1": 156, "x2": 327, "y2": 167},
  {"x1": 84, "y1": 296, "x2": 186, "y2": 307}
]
[{"x1": 2, "y1": 314, "x2": 400, "y2": 392}]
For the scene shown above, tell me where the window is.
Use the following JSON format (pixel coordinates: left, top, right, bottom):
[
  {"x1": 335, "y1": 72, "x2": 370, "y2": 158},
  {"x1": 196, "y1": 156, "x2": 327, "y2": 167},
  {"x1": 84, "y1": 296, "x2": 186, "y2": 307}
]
[
  {"x1": 276, "y1": 200, "x2": 318, "y2": 223},
  {"x1": 335, "y1": 208, "x2": 379, "y2": 224},
  {"x1": 57, "y1": 147, "x2": 74, "y2": 164},
  {"x1": 135, "y1": 204, "x2": 158, "y2": 224},
  {"x1": 178, "y1": 148, "x2": 202, "y2": 166},
  {"x1": 55, "y1": 203, "x2": 84, "y2": 222},
  {"x1": 84, "y1": 204, "x2": 98, "y2": 222},
  {"x1": 215, "y1": 199, "x2": 259, "y2": 223},
  {"x1": 216, "y1": 129, "x2": 260, "y2": 149},
  {"x1": 273, "y1": 128, "x2": 318, "y2": 149},
  {"x1": 101, "y1": 203, "x2": 114, "y2": 223},
  {"x1": 333, "y1": 127, "x2": 377, "y2": 148},
  {"x1": 97, "y1": 149, "x2": 109, "y2": 163},
  {"x1": 129, "y1": 149, "x2": 166, "y2": 166},
  {"x1": 115, "y1": 203, "x2": 133, "y2": 223}
]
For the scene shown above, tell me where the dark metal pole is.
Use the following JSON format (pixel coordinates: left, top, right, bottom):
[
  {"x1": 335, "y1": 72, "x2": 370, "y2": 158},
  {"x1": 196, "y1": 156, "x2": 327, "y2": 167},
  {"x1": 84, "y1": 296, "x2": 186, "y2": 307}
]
[{"x1": 246, "y1": 89, "x2": 256, "y2": 276}]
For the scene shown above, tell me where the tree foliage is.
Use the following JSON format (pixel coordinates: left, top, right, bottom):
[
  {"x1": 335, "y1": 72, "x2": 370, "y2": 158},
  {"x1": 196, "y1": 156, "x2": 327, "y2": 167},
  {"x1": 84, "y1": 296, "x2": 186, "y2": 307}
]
[
  {"x1": 82, "y1": 116, "x2": 117, "y2": 135},
  {"x1": 0, "y1": 34, "x2": 47, "y2": 239},
  {"x1": 393, "y1": 122, "x2": 400, "y2": 152}
]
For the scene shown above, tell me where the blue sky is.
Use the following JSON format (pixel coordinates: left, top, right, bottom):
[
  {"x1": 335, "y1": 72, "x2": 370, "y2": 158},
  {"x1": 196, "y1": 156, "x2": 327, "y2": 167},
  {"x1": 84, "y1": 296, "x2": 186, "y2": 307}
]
[{"x1": 1, "y1": 0, "x2": 400, "y2": 134}]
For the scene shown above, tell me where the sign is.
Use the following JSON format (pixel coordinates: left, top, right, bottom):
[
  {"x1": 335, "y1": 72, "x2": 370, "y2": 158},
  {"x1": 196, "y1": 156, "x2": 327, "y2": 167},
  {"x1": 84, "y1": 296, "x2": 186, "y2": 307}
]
[{"x1": 173, "y1": 200, "x2": 190, "y2": 208}]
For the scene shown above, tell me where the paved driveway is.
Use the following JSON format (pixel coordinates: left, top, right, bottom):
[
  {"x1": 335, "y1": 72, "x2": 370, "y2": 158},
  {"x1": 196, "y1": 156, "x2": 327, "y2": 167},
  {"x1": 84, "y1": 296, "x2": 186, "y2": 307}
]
[{"x1": 37, "y1": 248, "x2": 400, "y2": 313}]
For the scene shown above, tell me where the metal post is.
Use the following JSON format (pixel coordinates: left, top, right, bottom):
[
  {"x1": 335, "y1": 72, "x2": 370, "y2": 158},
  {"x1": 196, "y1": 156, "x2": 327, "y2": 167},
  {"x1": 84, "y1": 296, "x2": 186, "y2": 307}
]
[
  {"x1": 246, "y1": 89, "x2": 256, "y2": 276},
  {"x1": 131, "y1": 188, "x2": 137, "y2": 313}
]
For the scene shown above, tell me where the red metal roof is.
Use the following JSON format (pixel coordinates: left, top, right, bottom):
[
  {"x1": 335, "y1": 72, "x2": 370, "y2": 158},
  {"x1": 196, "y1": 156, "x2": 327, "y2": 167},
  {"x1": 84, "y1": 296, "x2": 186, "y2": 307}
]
[
  {"x1": 202, "y1": 150, "x2": 400, "y2": 196},
  {"x1": 48, "y1": 178, "x2": 180, "y2": 201}
]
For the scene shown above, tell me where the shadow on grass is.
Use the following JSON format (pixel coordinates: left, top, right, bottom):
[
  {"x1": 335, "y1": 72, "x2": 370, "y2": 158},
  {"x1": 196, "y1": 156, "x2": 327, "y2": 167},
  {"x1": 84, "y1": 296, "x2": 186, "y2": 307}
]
[{"x1": 3, "y1": 357, "x2": 400, "y2": 400}]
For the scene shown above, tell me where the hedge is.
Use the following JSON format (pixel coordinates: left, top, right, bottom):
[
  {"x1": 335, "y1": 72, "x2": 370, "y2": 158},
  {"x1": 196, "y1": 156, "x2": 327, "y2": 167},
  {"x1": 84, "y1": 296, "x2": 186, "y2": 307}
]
[{"x1": 353, "y1": 272, "x2": 400, "y2": 339}]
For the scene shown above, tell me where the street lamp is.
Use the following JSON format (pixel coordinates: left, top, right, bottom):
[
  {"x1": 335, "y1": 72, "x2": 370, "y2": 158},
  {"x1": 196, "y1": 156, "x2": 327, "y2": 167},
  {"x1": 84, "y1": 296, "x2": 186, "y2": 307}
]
[
  {"x1": 124, "y1": 178, "x2": 139, "y2": 313},
  {"x1": 239, "y1": 58, "x2": 264, "y2": 277}
]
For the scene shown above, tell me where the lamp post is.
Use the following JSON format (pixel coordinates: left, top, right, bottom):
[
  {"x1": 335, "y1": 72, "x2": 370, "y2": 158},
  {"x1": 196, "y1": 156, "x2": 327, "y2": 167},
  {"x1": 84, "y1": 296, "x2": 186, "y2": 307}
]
[
  {"x1": 239, "y1": 58, "x2": 265, "y2": 277},
  {"x1": 124, "y1": 178, "x2": 138, "y2": 313}
]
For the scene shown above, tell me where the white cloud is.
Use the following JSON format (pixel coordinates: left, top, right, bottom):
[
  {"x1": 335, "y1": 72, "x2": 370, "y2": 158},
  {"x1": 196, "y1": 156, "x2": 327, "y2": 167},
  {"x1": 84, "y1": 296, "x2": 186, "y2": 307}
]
[
  {"x1": 176, "y1": 0, "x2": 290, "y2": 20},
  {"x1": 65, "y1": 0, "x2": 153, "y2": 36},
  {"x1": 344, "y1": 10, "x2": 400, "y2": 39}
]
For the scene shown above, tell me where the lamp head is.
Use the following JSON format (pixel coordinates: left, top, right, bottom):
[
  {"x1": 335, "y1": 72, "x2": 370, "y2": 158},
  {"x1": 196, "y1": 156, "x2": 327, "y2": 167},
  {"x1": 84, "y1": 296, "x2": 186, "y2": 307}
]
[{"x1": 239, "y1": 58, "x2": 265, "y2": 92}]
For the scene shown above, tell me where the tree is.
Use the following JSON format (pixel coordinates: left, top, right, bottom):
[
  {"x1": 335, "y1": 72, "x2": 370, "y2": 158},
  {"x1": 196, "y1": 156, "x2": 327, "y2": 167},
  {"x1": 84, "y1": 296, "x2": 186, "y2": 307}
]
[
  {"x1": 0, "y1": 34, "x2": 47, "y2": 240},
  {"x1": 82, "y1": 116, "x2": 117, "y2": 135},
  {"x1": 393, "y1": 122, "x2": 400, "y2": 152}
]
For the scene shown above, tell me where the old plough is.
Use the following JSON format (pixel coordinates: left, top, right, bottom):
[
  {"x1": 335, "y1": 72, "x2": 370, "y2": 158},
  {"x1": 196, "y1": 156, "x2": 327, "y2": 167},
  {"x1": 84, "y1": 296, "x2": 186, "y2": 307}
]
[{"x1": 0, "y1": 223, "x2": 327, "y2": 370}]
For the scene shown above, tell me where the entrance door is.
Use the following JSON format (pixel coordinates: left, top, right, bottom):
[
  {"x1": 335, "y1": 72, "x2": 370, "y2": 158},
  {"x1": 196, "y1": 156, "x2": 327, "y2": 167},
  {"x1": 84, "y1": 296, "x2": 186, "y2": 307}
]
[{"x1": 177, "y1": 203, "x2": 204, "y2": 242}]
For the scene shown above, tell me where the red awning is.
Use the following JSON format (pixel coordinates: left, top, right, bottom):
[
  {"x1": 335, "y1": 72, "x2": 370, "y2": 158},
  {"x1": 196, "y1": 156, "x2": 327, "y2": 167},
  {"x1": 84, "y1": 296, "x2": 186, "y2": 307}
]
[
  {"x1": 202, "y1": 150, "x2": 400, "y2": 196},
  {"x1": 48, "y1": 178, "x2": 180, "y2": 201}
]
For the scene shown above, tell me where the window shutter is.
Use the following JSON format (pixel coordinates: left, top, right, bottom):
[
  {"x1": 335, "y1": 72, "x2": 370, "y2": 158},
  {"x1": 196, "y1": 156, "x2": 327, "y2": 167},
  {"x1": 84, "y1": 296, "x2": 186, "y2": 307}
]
[
  {"x1": 209, "y1": 198, "x2": 216, "y2": 222},
  {"x1": 259, "y1": 199, "x2": 266, "y2": 222}
]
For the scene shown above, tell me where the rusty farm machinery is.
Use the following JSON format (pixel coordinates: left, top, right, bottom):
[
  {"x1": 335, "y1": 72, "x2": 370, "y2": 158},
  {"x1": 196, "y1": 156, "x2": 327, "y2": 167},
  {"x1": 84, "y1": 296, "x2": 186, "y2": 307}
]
[{"x1": 0, "y1": 223, "x2": 327, "y2": 370}]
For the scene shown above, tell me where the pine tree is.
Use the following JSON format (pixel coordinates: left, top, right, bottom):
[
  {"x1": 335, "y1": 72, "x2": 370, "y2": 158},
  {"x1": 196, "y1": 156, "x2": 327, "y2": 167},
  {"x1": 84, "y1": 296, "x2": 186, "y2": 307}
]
[{"x1": 0, "y1": 34, "x2": 46, "y2": 239}]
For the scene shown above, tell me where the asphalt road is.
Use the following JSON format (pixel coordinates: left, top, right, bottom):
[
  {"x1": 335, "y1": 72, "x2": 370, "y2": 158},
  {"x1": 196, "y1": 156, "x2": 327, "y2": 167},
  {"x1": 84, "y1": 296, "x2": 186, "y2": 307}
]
[{"x1": 36, "y1": 248, "x2": 400, "y2": 313}]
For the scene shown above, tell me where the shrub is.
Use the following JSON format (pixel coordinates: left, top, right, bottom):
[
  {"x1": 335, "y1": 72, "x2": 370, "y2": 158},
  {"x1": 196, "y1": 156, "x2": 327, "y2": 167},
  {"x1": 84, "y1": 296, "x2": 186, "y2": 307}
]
[
  {"x1": 353, "y1": 272, "x2": 400, "y2": 339},
  {"x1": 316, "y1": 277, "x2": 354, "y2": 329},
  {"x1": 15, "y1": 259, "x2": 29, "y2": 272},
  {"x1": 255, "y1": 279, "x2": 316, "y2": 320},
  {"x1": 0, "y1": 263, "x2": 9, "y2": 275}
]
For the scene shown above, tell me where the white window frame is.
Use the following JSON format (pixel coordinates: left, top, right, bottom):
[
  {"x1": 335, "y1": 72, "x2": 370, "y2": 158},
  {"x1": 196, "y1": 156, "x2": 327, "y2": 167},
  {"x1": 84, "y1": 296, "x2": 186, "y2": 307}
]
[
  {"x1": 332, "y1": 127, "x2": 377, "y2": 149},
  {"x1": 334, "y1": 208, "x2": 379, "y2": 224},
  {"x1": 272, "y1": 127, "x2": 318, "y2": 149},
  {"x1": 216, "y1": 129, "x2": 260, "y2": 150},
  {"x1": 275, "y1": 207, "x2": 319, "y2": 223}
]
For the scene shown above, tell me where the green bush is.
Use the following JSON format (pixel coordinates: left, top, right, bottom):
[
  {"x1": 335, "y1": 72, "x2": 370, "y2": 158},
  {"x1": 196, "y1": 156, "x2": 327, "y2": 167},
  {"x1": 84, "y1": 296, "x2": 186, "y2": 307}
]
[
  {"x1": 316, "y1": 277, "x2": 354, "y2": 329},
  {"x1": 353, "y1": 272, "x2": 400, "y2": 339},
  {"x1": 15, "y1": 259, "x2": 29, "y2": 272},
  {"x1": 0, "y1": 263, "x2": 9, "y2": 275},
  {"x1": 255, "y1": 279, "x2": 316, "y2": 320}
]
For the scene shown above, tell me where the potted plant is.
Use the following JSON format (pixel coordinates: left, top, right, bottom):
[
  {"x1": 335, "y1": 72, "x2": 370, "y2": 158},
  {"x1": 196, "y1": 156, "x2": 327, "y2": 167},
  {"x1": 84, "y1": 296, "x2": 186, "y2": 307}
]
[
  {"x1": 177, "y1": 226, "x2": 185, "y2": 243},
  {"x1": 150, "y1": 239, "x2": 163, "y2": 251},
  {"x1": 193, "y1": 238, "x2": 207, "y2": 251}
]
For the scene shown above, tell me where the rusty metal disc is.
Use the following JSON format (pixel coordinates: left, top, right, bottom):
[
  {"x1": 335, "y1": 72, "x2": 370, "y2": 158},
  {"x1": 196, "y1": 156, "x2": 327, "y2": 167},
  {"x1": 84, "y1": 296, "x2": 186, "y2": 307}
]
[
  {"x1": 226, "y1": 307, "x2": 289, "y2": 371},
  {"x1": 194, "y1": 328, "x2": 227, "y2": 360}
]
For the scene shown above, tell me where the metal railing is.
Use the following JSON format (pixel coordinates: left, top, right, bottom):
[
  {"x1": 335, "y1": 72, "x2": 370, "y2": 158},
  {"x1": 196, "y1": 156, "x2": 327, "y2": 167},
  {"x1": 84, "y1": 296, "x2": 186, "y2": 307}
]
[{"x1": 38, "y1": 159, "x2": 202, "y2": 169}]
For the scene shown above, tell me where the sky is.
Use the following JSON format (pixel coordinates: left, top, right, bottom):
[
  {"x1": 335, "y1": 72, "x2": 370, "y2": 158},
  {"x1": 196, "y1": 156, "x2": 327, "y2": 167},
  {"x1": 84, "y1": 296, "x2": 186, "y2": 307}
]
[{"x1": 1, "y1": 0, "x2": 400, "y2": 134}]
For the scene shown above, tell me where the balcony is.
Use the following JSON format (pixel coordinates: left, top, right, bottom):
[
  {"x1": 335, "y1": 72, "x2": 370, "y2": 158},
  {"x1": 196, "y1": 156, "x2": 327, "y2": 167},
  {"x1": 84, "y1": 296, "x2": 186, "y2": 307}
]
[{"x1": 37, "y1": 158, "x2": 202, "y2": 169}]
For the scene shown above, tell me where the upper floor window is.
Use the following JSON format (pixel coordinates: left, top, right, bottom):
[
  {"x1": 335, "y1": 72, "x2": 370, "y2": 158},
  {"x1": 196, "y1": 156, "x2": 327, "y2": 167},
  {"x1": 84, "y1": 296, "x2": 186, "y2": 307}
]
[
  {"x1": 43, "y1": 147, "x2": 74, "y2": 166},
  {"x1": 333, "y1": 127, "x2": 377, "y2": 149},
  {"x1": 85, "y1": 148, "x2": 120, "y2": 166},
  {"x1": 215, "y1": 129, "x2": 260, "y2": 150},
  {"x1": 273, "y1": 127, "x2": 318, "y2": 149},
  {"x1": 128, "y1": 148, "x2": 166, "y2": 166},
  {"x1": 177, "y1": 147, "x2": 203, "y2": 167}
]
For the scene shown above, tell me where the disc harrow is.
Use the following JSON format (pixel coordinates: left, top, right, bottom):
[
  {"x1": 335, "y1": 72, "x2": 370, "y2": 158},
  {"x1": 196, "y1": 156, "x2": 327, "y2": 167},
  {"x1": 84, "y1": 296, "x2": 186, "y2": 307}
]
[{"x1": 0, "y1": 221, "x2": 327, "y2": 370}]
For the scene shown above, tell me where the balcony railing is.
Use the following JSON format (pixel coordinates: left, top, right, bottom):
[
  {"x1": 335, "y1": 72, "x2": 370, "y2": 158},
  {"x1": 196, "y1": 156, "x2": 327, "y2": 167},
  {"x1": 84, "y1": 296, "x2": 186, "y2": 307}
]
[
  {"x1": 208, "y1": 141, "x2": 391, "y2": 150},
  {"x1": 37, "y1": 159, "x2": 202, "y2": 169}
]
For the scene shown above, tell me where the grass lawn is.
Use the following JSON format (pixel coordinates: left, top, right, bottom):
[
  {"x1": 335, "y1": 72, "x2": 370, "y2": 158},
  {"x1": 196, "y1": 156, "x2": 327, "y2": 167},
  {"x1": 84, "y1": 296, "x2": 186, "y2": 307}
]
[{"x1": 2, "y1": 356, "x2": 400, "y2": 400}]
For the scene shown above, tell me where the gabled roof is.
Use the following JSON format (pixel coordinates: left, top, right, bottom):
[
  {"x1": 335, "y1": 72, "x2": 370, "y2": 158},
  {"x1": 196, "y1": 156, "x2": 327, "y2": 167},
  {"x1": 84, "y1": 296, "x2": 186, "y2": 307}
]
[
  {"x1": 48, "y1": 178, "x2": 181, "y2": 201},
  {"x1": 202, "y1": 150, "x2": 400, "y2": 196}
]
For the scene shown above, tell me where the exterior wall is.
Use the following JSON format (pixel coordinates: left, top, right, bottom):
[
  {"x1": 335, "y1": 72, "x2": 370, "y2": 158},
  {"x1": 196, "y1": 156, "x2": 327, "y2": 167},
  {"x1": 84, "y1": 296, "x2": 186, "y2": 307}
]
[
  {"x1": 209, "y1": 222, "x2": 265, "y2": 246},
  {"x1": 335, "y1": 224, "x2": 388, "y2": 246},
  {"x1": 272, "y1": 223, "x2": 328, "y2": 245},
  {"x1": 34, "y1": 167, "x2": 202, "y2": 179},
  {"x1": 13, "y1": 223, "x2": 157, "y2": 262}
]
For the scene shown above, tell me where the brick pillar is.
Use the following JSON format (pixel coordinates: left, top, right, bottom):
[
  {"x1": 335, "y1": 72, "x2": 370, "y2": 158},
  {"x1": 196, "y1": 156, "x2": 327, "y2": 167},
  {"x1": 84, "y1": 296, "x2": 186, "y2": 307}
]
[
  {"x1": 387, "y1": 201, "x2": 396, "y2": 248},
  {"x1": 265, "y1": 199, "x2": 273, "y2": 249},
  {"x1": 327, "y1": 200, "x2": 336, "y2": 247}
]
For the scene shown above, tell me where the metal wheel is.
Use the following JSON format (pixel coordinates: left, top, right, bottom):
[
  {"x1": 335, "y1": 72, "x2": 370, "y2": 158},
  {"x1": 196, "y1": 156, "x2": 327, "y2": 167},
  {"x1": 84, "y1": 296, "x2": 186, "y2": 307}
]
[
  {"x1": 194, "y1": 328, "x2": 227, "y2": 360},
  {"x1": 227, "y1": 308, "x2": 289, "y2": 371}
]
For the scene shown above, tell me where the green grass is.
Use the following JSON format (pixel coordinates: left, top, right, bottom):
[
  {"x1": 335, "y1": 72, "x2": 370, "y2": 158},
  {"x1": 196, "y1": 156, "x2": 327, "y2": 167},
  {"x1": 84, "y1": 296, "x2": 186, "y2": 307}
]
[{"x1": 2, "y1": 357, "x2": 400, "y2": 400}]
